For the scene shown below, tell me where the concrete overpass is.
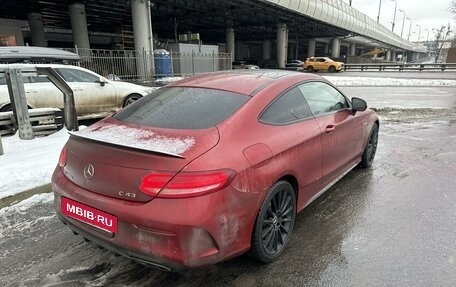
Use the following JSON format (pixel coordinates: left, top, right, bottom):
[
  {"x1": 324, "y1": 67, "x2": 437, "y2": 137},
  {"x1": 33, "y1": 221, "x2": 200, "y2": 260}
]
[{"x1": 0, "y1": 0, "x2": 426, "y2": 68}]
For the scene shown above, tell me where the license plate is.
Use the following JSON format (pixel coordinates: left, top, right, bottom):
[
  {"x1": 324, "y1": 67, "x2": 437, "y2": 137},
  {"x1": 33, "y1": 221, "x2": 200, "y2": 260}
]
[{"x1": 61, "y1": 197, "x2": 118, "y2": 233}]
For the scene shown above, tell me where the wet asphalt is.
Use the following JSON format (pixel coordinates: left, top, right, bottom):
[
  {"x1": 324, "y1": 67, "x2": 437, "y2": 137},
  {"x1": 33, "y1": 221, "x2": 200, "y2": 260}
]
[{"x1": 1, "y1": 86, "x2": 456, "y2": 286}]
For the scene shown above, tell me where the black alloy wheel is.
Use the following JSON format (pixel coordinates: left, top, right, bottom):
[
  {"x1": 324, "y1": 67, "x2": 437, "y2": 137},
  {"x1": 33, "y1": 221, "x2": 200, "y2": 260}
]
[
  {"x1": 306, "y1": 66, "x2": 314, "y2": 72},
  {"x1": 328, "y1": 66, "x2": 336, "y2": 73},
  {"x1": 249, "y1": 180, "x2": 296, "y2": 262},
  {"x1": 361, "y1": 124, "x2": 379, "y2": 167}
]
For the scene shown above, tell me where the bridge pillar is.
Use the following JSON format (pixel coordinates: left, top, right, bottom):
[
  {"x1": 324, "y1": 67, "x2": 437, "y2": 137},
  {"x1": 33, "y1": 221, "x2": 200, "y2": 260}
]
[
  {"x1": 130, "y1": 0, "x2": 154, "y2": 78},
  {"x1": 307, "y1": 39, "x2": 316, "y2": 57},
  {"x1": 28, "y1": 13, "x2": 47, "y2": 47},
  {"x1": 276, "y1": 23, "x2": 288, "y2": 68},
  {"x1": 349, "y1": 43, "x2": 356, "y2": 57},
  {"x1": 385, "y1": 50, "x2": 391, "y2": 61},
  {"x1": 391, "y1": 51, "x2": 396, "y2": 61},
  {"x1": 331, "y1": 37, "x2": 340, "y2": 58},
  {"x1": 69, "y1": 3, "x2": 90, "y2": 50},
  {"x1": 226, "y1": 28, "x2": 235, "y2": 61},
  {"x1": 262, "y1": 40, "x2": 271, "y2": 60}
]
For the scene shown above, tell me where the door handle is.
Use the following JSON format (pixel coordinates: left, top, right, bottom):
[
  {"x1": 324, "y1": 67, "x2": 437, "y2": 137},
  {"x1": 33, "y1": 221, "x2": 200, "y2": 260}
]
[{"x1": 325, "y1": 125, "x2": 336, "y2": 133}]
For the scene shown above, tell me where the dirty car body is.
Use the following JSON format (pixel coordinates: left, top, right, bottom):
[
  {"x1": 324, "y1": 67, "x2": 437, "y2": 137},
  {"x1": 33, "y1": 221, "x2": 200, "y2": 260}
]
[
  {"x1": 52, "y1": 70, "x2": 379, "y2": 271},
  {"x1": 0, "y1": 64, "x2": 155, "y2": 119}
]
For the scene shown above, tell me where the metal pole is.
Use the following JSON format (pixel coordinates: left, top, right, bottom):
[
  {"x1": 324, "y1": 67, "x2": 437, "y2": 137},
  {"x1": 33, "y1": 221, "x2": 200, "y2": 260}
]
[
  {"x1": 5, "y1": 68, "x2": 34, "y2": 140},
  {"x1": 391, "y1": 0, "x2": 397, "y2": 32},
  {"x1": 399, "y1": 9, "x2": 406, "y2": 37},
  {"x1": 417, "y1": 24, "x2": 421, "y2": 42},
  {"x1": 407, "y1": 18, "x2": 412, "y2": 41},
  {"x1": 377, "y1": 0, "x2": 382, "y2": 23}
]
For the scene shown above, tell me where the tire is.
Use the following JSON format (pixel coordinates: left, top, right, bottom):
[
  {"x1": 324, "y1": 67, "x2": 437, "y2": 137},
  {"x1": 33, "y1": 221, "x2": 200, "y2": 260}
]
[
  {"x1": 306, "y1": 66, "x2": 314, "y2": 72},
  {"x1": 0, "y1": 104, "x2": 12, "y2": 112},
  {"x1": 122, "y1": 94, "x2": 142, "y2": 107},
  {"x1": 249, "y1": 180, "x2": 296, "y2": 263},
  {"x1": 361, "y1": 124, "x2": 379, "y2": 168},
  {"x1": 328, "y1": 66, "x2": 336, "y2": 73}
]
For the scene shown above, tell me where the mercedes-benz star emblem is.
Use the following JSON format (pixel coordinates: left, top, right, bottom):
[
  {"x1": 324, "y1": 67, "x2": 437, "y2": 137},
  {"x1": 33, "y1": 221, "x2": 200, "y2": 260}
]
[{"x1": 83, "y1": 164, "x2": 95, "y2": 180}]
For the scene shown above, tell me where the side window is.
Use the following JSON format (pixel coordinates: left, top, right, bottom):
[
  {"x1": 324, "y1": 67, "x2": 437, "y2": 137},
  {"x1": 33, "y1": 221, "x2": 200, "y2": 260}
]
[
  {"x1": 56, "y1": 68, "x2": 99, "y2": 83},
  {"x1": 299, "y1": 82, "x2": 349, "y2": 115},
  {"x1": 30, "y1": 76, "x2": 50, "y2": 83},
  {"x1": 260, "y1": 87, "x2": 313, "y2": 125}
]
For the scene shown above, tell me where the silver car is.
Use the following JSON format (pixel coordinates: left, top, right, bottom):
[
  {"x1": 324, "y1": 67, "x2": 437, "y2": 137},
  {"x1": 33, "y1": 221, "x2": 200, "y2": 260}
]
[{"x1": 0, "y1": 64, "x2": 156, "y2": 119}]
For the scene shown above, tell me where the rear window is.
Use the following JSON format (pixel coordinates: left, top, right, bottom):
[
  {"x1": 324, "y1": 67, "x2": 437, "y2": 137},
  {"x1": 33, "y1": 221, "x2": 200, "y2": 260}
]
[{"x1": 114, "y1": 87, "x2": 250, "y2": 129}]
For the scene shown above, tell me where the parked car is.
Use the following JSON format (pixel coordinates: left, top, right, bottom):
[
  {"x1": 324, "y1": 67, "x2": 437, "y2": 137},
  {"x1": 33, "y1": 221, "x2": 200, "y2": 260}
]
[
  {"x1": 285, "y1": 60, "x2": 304, "y2": 68},
  {"x1": 0, "y1": 64, "x2": 156, "y2": 119},
  {"x1": 52, "y1": 70, "x2": 379, "y2": 271},
  {"x1": 304, "y1": 57, "x2": 344, "y2": 72},
  {"x1": 232, "y1": 61, "x2": 260, "y2": 69}
]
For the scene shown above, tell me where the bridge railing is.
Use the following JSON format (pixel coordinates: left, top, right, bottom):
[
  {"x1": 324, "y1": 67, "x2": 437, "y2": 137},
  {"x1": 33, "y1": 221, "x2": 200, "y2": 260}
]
[{"x1": 343, "y1": 63, "x2": 456, "y2": 72}]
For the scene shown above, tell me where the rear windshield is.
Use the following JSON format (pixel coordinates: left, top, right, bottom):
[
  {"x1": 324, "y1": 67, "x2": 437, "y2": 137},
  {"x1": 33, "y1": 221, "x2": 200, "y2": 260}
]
[{"x1": 113, "y1": 87, "x2": 250, "y2": 129}]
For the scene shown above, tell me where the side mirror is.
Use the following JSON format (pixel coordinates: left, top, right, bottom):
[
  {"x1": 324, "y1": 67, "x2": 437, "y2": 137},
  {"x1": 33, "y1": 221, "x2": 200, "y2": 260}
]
[
  {"x1": 351, "y1": 97, "x2": 367, "y2": 113},
  {"x1": 98, "y1": 77, "x2": 106, "y2": 87}
]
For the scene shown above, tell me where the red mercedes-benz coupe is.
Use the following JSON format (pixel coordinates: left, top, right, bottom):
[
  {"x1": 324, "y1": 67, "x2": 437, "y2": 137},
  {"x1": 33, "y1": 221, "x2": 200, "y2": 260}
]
[{"x1": 52, "y1": 70, "x2": 379, "y2": 271}]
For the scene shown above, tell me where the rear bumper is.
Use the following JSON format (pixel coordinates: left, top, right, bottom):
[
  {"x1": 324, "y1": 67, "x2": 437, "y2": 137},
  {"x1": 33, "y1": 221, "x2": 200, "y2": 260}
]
[{"x1": 52, "y1": 167, "x2": 258, "y2": 270}]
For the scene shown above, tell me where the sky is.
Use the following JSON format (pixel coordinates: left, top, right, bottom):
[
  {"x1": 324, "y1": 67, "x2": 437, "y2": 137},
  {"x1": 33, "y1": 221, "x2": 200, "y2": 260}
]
[{"x1": 344, "y1": 0, "x2": 454, "y2": 41}]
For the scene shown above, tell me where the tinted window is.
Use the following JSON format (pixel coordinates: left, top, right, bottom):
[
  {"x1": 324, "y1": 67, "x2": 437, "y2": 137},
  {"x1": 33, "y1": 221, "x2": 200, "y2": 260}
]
[
  {"x1": 56, "y1": 68, "x2": 99, "y2": 82},
  {"x1": 299, "y1": 82, "x2": 349, "y2": 115},
  {"x1": 260, "y1": 87, "x2": 313, "y2": 124},
  {"x1": 114, "y1": 87, "x2": 249, "y2": 129}
]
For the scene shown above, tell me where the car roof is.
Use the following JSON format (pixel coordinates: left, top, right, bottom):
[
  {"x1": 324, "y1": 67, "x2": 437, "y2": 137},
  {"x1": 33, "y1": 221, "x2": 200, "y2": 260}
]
[
  {"x1": 168, "y1": 69, "x2": 323, "y2": 96},
  {"x1": 0, "y1": 46, "x2": 80, "y2": 63}
]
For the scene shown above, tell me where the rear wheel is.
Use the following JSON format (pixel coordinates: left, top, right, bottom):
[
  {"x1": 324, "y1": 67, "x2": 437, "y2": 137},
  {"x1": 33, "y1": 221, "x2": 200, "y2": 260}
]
[
  {"x1": 122, "y1": 94, "x2": 142, "y2": 107},
  {"x1": 328, "y1": 66, "x2": 336, "y2": 73},
  {"x1": 306, "y1": 66, "x2": 314, "y2": 72},
  {"x1": 249, "y1": 180, "x2": 296, "y2": 263},
  {"x1": 361, "y1": 124, "x2": 379, "y2": 168}
]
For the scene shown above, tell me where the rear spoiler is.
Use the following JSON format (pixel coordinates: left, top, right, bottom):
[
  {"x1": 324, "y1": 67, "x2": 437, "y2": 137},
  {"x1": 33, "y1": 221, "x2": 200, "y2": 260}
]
[{"x1": 68, "y1": 131, "x2": 185, "y2": 159}]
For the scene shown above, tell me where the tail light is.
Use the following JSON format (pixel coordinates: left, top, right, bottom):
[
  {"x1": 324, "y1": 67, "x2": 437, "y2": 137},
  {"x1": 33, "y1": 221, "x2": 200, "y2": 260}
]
[
  {"x1": 59, "y1": 147, "x2": 67, "y2": 167},
  {"x1": 140, "y1": 169, "x2": 236, "y2": 198}
]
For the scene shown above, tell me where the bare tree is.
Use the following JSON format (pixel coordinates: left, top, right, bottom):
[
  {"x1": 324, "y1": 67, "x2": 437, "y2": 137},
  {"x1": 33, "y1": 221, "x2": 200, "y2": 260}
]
[{"x1": 433, "y1": 25, "x2": 452, "y2": 63}]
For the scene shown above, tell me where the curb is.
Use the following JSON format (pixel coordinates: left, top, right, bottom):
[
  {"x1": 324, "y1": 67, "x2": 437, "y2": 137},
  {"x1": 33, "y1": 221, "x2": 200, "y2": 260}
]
[{"x1": 0, "y1": 183, "x2": 52, "y2": 209}]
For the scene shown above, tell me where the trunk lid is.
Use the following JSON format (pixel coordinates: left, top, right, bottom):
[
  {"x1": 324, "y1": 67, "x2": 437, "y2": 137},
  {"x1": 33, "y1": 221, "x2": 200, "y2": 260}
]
[{"x1": 62, "y1": 118, "x2": 219, "y2": 202}]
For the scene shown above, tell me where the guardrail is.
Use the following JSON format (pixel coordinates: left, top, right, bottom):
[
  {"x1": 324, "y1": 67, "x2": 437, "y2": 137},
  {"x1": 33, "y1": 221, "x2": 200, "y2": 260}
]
[
  {"x1": 343, "y1": 63, "x2": 456, "y2": 71},
  {"x1": 0, "y1": 108, "x2": 64, "y2": 137}
]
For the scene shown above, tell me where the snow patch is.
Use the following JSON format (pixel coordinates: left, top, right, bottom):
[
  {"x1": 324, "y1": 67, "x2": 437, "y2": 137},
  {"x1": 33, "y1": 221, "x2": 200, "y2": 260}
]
[
  {"x1": 0, "y1": 193, "x2": 53, "y2": 237},
  {"x1": 324, "y1": 76, "x2": 456, "y2": 87},
  {"x1": 75, "y1": 124, "x2": 195, "y2": 156},
  {"x1": 0, "y1": 129, "x2": 69, "y2": 198}
]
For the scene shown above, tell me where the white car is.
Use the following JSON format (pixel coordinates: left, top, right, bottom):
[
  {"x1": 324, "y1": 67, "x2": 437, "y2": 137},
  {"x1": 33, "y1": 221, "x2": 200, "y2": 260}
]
[{"x1": 0, "y1": 64, "x2": 156, "y2": 119}]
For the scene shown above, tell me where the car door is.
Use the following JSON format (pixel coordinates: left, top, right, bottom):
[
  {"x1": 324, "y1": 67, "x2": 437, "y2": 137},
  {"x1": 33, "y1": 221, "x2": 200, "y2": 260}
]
[
  {"x1": 299, "y1": 81, "x2": 364, "y2": 184},
  {"x1": 259, "y1": 86, "x2": 323, "y2": 209},
  {"x1": 55, "y1": 67, "x2": 116, "y2": 116},
  {"x1": 25, "y1": 76, "x2": 63, "y2": 109}
]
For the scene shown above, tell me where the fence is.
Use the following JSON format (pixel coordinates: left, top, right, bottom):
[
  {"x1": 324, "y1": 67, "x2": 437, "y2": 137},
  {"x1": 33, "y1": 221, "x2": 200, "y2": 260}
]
[
  {"x1": 344, "y1": 63, "x2": 456, "y2": 71},
  {"x1": 63, "y1": 48, "x2": 232, "y2": 81}
]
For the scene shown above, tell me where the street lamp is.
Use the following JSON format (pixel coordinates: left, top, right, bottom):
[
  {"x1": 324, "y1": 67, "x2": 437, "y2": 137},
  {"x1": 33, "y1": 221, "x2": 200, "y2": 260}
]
[
  {"x1": 391, "y1": 0, "x2": 397, "y2": 32},
  {"x1": 425, "y1": 28, "x2": 429, "y2": 42},
  {"x1": 377, "y1": 0, "x2": 382, "y2": 23},
  {"x1": 416, "y1": 24, "x2": 421, "y2": 42},
  {"x1": 399, "y1": 9, "x2": 406, "y2": 37},
  {"x1": 407, "y1": 17, "x2": 412, "y2": 41}
]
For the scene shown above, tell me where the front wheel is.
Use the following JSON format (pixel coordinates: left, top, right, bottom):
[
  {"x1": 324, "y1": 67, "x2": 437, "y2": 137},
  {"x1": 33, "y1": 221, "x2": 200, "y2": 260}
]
[
  {"x1": 328, "y1": 66, "x2": 336, "y2": 73},
  {"x1": 249, "y1": 181, "x2": 296, "y2": 263},
  {"x1": 361, "y1": 124, "x2": 379, "y2": 168},
  {"x1": 122, "y1": 94, "x2": 142, "y2": 107},
  {"x1": 306, "y1": 66, "x2": 314, "y2": 72}
]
